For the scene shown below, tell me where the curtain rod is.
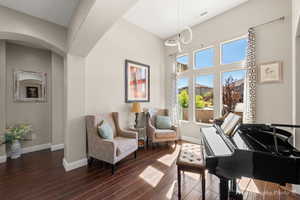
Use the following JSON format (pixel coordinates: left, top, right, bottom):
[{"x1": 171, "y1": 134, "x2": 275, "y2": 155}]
[
  {"x1": 251, "y1": 16, "x2": 285, "y2": 29},
  {"x1": 167, "y1": 16, "x2": 285, "y2": 57}
]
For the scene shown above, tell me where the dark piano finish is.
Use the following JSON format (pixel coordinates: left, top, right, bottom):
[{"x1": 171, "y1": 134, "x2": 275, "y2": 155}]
[{"x1": 202, "y1": 124, "x2": 300, "y2": 200}]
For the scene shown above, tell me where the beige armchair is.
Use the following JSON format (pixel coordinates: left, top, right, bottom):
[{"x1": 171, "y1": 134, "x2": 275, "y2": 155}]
[
  {"x1": 145, "y1": 109, "x2": 179, "y2": 147},
  {"x1": 85, "y1": 112, "x2": 138, "y2": 174}
]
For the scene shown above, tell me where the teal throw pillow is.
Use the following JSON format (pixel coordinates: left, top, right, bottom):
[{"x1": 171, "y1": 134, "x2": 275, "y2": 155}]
[
  {"x1": 98, "y1": 121, "x2": 113, "y2": 140},
  {"x1": 156, "y1": 115, "x2": 172, "y2": 129}
]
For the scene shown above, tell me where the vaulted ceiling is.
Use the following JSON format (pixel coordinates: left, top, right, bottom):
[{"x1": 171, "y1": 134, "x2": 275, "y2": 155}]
[{"x1": 124, "y1": 0, "x2": 248, "y2": 39}]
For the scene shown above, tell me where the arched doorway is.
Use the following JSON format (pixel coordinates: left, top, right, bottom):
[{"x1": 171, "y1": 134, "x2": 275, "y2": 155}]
[{"x1": 0, "y1": 32, "x2": 65, "y2": 161}]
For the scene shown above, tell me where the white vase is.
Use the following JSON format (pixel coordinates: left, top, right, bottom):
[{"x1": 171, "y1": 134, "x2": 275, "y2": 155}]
[{"x1": 11, "y1": 140, "x2": 22, "y2": 159}]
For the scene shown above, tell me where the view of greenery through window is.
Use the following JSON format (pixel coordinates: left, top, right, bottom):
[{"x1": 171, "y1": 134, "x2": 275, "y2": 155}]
[
  {"x1": 176, "y1": 37, "x2": 248, "y2": 123},
  {"x1": 195, "y1": 75, "x2": 214, "y2": 123},
  {"x1": 177, "y1": 77, "x2": 189, "y2": 120}
]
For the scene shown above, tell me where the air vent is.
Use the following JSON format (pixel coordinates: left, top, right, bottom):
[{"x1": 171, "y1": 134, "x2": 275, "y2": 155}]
[{"x1": 200, "y1": 11, "x2": 208, "y2": 17}]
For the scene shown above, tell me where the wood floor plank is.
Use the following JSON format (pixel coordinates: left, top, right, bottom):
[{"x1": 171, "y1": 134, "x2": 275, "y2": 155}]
[{"x1": 1, "y1": 142, "x2": 299, "y2": 200}]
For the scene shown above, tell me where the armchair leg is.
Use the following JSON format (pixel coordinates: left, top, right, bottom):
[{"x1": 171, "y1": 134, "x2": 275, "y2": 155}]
[
  {"x1": 111, "y1": 164, "x2": 115, "y2": 175},
  {"x1": 134, "y1": 151, "x2": 137, "y2": 159}
]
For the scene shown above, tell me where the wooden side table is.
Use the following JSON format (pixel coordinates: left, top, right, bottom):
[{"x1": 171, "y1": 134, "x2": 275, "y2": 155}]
[{"x1": 129, "y1": 127, "x2": 147, "y2": 149}]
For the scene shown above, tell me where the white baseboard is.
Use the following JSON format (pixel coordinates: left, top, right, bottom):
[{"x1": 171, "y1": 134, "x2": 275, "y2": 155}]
[
  {"x1": 0, "y1": 155, "x2": 7, "y2": 163},
  {"x1": 51, "y1": 144, "x2": 64, "y2": 151},
  {"x1": 22, "y1": 143, "x2": 51, "y2": 154},
  {"x1": 63, "y1": 157, "x2": 87, "y2": 172},
  {"x1": 181, "y1": 136, "x2": 202, "y2": 144}
]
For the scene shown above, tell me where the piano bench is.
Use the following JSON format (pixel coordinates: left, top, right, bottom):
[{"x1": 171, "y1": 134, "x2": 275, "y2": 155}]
[{"x1": 176, "y1": 143, "x2": 206, "y2": 200}]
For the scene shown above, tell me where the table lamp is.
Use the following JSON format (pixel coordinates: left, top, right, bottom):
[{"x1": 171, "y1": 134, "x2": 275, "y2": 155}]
[{"x1": 131, "y1": 102, "x2": 142, "y2": 128}]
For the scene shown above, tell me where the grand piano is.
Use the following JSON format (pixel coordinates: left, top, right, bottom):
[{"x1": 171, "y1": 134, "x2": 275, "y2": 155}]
[{"x1": 202, "y1": 123, "x2": 300, "y2": 200}]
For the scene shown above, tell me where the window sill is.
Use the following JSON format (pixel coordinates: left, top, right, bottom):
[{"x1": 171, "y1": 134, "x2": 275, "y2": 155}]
[
  {"x1": 179, "y1": 120, "x2": 213, "y2": 127},
  {"x1": 193, "y1": 122, "x2": 213, "y2": 127},
  {"x1": 179, "y1": 120, "x2": 191, "y2": 124}
]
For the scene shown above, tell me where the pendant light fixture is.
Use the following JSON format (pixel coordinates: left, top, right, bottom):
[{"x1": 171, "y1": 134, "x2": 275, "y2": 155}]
[{"x1": 164, "y1": 0, "x2": 193, "y2": 53}]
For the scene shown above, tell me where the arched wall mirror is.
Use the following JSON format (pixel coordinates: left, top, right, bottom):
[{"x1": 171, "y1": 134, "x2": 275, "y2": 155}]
[{"x1": 14, "y1": 70, "x2": 47, "y2": 102}]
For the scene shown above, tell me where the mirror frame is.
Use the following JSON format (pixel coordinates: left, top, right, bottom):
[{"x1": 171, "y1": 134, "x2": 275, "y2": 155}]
[{"x1": 13, "y1": 70, "x2": 47, "y2": 102}]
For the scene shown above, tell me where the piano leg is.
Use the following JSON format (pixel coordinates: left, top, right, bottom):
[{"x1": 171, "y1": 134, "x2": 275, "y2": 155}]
[
  {"x1": 229, "y1": 179, "x2": 243, "y2": 200},
  {"x1": 220, "y1": 178, "x2": 229, "y2": 200},
  {"x1": 231, "y1": 179, "x2": 237, "y2": 193}
]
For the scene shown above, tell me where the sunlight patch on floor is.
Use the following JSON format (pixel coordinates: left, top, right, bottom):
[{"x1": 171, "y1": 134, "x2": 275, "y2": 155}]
[
  {"x1": 166, "y1": 180, "x2": 176, "y2": 199},
  {"x1": 239, "y1": 178, "x2": 261, "y2": 194},
  {"x1": 157, "y1": 145, "x2": 180, "y2": 167},
  {"x1": 139, "y1": 166, "x2": 164, "y2": 187}
]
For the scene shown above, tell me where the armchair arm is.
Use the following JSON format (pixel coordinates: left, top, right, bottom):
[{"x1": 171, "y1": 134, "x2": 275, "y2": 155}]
[
  {"x1": 91, "y1": 137, "x2": 119, "y2": 159},
  {"x1": 171, "y1": 125, "x2": 179, "y2": 132},
  {"x1": 147, "y1": 119, "x2": 156, "y2": 139},
  {"x1": 171, "y1": 125, "x2": 179, "y2": 138},
  {"x1": 119, "y1": 129, "x2": 138, "y2": 139}
]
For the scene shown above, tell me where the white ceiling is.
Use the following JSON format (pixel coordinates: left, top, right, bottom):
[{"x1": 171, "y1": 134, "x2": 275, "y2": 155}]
[
  {"x1": 0, "y1": 0, "x2": 80, "y2": 27},
  {"x1": 124, "y1": 0, "x2": 248, "y2": 39}
]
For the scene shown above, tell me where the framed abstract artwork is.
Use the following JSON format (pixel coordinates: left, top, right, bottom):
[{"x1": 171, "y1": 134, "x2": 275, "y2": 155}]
[
  {"x1": 125, "y1": 60, "x2": 150, "y2": 102},
  {"x1": 259, "y1": 61, "x2": 283, "y2": 83}
]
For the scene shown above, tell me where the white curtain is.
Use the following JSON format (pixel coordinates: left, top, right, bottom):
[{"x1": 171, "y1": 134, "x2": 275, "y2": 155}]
[
  {"x1": 170, "y1": 61, "x2": 179, "y2": 126},
  {"x1": 244, "y1": 28, "x2": 257, "y2": 123}
]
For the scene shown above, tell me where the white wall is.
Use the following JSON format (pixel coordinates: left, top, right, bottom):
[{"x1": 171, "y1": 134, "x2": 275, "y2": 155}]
[
  {"x1": 0, "y1": 41, "x2": 6, "y2": 161},
  {"x1": 292, "y1": 0, "x2": 300, "y2": 193},
  {"x1": 292, "y1": 0, "x2": 300, "y2": 139},
  {"x1": 6, "y1": 43, "x2": 52, "y2": 148},
  {"x1": 64, "y1": 54, "x2": 86, "y2": 164},
  {"x1": 67, "y1": 0, "x2": 138, "y2": 56},
  {"x1": 165, "y1": 0, "x2": 292, "y2": 141},
  {"x1": 85, "y1": 19, "x2": 165, "y2": 127},
  {"x1": 51, "y1": 53, "x2": 65, "y2": 146},
  {"x1": 67, "y1": 0, "x2": 96, "y2": 49}
]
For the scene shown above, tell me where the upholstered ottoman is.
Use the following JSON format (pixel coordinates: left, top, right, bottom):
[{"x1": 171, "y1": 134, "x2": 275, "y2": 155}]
[{"x1": 176, "y1": 143, "x2": 206, "y2": 200}]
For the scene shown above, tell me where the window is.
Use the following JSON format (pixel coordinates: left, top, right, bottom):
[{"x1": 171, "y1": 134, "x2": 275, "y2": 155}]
[
  {"x1": 222, "y1": 70, "x2": 247, "y2": 116},
  {"x1": 176, "y1": 55, "x2": 188, "y2": 73},
  {"x1": 221, "y1": 38, "x2": 247, "y2": 65},
  {"x1": 194, "y1": 47, "x2": 214, "y2": 69},
  {"x1": 174, "y1": 36, "x2": 248, "y2": 124},
  {"x1": 177, "y1": 77, "x2": 189, "y2": 121},
  {"x1": 195, "y1": 75, "x2": 214, "y2": 123}
]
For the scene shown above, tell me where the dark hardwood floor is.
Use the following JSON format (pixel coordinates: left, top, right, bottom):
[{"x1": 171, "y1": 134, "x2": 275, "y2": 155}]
[{"x1": 0, "y1": 143, "x2": 299, "y2": 200}]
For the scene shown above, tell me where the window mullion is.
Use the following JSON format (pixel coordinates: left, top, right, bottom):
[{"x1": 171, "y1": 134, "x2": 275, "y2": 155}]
[
  {"x1": 215, "y1": 44, "x2": 221, "y2": 118},
  {"x1": 188, "y1": 52, "x2": 194, "y2": 122}
]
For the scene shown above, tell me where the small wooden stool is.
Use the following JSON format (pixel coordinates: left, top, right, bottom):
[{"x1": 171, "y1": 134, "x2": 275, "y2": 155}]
[{"x1": 176, "y1": 143, "x2": 206, "y2": 200}]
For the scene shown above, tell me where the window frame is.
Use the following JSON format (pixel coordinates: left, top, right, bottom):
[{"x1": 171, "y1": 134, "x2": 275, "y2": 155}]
[
  {"x1": 194, "y1": 73, "x2": 215, "y2": 124},
  {"x1": 177, "y1": 76, "x2": 190, "y2": 122},
  {"x1": 219, "y1": 68, "x2": 247, "y2": 117},
  {"x1": 176, "y1": 54, "x2": 189, "y2": 73},
  {"x1": 193, "y1": 45, "x2": 215, "y2": 70},
  {"x1": 174, "y1": 35, "x2": 248, "y2": 125},
  {"x1": 219, "y1": 35, "x2": 248, "y2": 66}
]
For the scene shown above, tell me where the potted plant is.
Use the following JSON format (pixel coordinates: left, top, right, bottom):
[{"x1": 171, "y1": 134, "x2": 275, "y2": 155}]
[{"x1": 1, "y1": 124, "x2": 32, "y2": 159}]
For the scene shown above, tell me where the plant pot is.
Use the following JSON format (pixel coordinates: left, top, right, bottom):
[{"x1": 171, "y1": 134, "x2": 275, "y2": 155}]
[{"x1": 11, "y1": 140, "x2": 22, "y2": 159}]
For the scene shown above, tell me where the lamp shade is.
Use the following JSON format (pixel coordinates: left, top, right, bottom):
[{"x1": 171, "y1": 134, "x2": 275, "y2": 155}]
[{"x1": 131, "y1": 102, "x2": 142, "y2": 113}]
